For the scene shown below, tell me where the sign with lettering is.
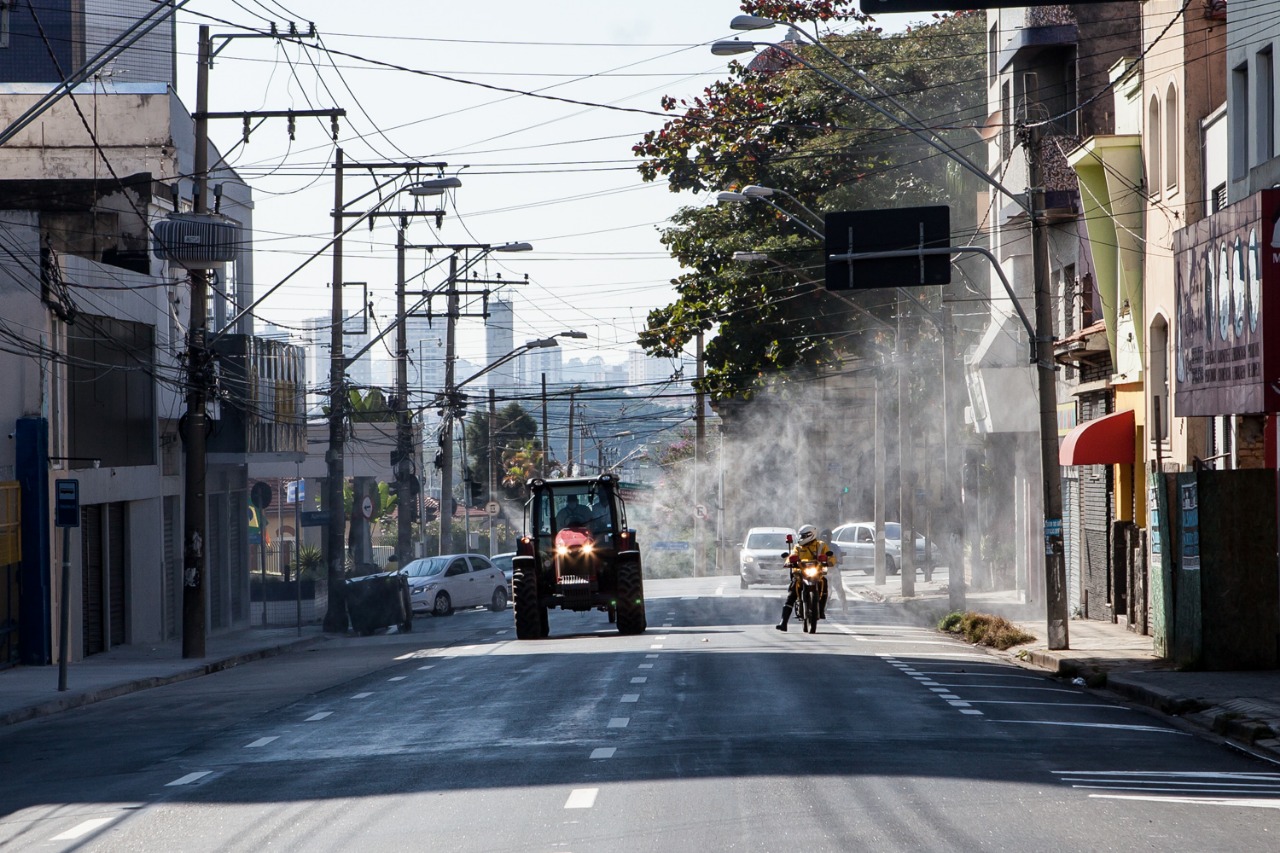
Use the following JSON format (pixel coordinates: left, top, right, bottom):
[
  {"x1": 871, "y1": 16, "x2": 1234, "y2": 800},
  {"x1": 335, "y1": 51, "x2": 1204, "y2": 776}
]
[{"x1": 1173, "y1": 189, "x2": 1280, "y2": 415}]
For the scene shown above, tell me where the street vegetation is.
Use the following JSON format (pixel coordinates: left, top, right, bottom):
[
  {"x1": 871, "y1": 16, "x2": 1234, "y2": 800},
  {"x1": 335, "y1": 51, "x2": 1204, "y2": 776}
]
[{"x1": 939, "y1": 611, "x2": 1036, "y2": 651}]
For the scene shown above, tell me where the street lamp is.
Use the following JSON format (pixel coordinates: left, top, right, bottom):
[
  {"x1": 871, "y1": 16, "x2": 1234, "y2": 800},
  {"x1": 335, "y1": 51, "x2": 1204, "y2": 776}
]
[
  {"x1": 439, "y1": 329, "x2": 583, "y2": 555},
  {"x1": 740, "y1": 185, "x2": 824, "y2": 228},
  {"x1": 716, "y1": 190, "x2": 825, "y2": 240}
]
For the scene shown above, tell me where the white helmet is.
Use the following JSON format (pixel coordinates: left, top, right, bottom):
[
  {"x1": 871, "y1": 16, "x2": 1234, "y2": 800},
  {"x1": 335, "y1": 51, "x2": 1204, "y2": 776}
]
[{"x1": 797, "y1": 524, "x2": 818, "y2": 545}]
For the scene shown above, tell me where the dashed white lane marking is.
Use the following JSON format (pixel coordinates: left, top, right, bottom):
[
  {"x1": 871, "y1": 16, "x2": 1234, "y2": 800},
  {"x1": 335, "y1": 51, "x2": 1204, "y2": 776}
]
[
  {"x1": 928, "y1": 688, "x2": 951, "y2": 693},
  {"x1": 166, "y1": 771, "x2": 212, "y2": 787},
  {"x1": 246, "y1": 736, "x2": 279, "y2": 748},
  {"x1": 947, "y1": 700, "x2": 971, "y2": 707},
  {"x1": 621, "y1": 694, "x2": 640, "y2": 703},
  {"x1": 645, "y1": 654, "x2": 659, "y2": 659},
  {"x1": 938, "y1": 694, "x2": 961, "y2": 700},
  {"x1": 305, "y1": 712, "x2": 333, "y2": 722},
  {"x1": 590, "y1": 747, "x2": 616, "y2": 759},
  {"x1": 565, "y1": 788, "x2": 598, "y2": 809},
  {"x1": 352, "y1": 692, "x2": 373, "y2": 699},
  {"x1": 418, "y1": 665, "x2": 434, "y2": 670},
  {"x1": 608, "y1": 717, "x2": 629, "y2": 728},
  {"x1": 638, "y1": 663, "x2": 653, "y2": 669},
  {"x1": 388, "y1": 676, "x2": 406, "y2": 682},
  {"x1": 51, "y1": 818, "x2": 114, "y2": 840},
  {"x1": 662, "y1": 623, "x2": 673, "y2": 627},
  {"x1": 650, "y1": 644, "x2": 664, "y2": 649},
  {"x1": 960, "y1": 709, "x2": 985, "y2": 715},
  {"x1": 918, "y1": 680, "x2": 939, "y2": 686},
  {"x1": 631, "y1": 677, "x2": 648, "y2": 684},
  {"x1": 496, "y1": 629, "x2": 508, "y2": 635}
]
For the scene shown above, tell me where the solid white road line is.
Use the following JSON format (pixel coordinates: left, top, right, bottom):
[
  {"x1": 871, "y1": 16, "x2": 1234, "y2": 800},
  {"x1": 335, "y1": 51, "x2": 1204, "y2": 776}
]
[
  {"x1": 1088, "y1": 794, "x2": 1280, "y2": 809},
  {"x1": 246, "y1": 737, "x2": 279, "y2": 748},
  {"x1": 590, "y1": 747, "x2": 617, "y2": 759},
  {"x1": 994, "y1": 720, "x2": 1187, "y2": 734},
  {"x1": 608, "y1": 717, "x2": 630, "y2": 728},
  {"x1": 166, "y1": 771, "x2": 212, "y2": 787},
  {"x1": 565, "y1": 788, "x2": 599, "y2": 809},
  {"x1": 305, "y1": 712, "x2": 333, "y2": 722},
  {"x1": 51, "y1": 818, "x2": 114, "y2": 840}
]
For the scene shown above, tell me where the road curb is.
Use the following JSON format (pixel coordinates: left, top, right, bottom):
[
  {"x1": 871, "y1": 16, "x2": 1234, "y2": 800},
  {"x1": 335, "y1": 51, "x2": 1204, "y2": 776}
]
[{"x1": 0, "y1": 635, "x2": 324, "y2": 728}]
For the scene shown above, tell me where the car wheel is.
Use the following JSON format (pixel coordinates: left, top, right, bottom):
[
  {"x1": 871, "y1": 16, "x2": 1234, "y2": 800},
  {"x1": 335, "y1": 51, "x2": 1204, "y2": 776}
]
[
  {"x1": 432, "y1": 591, "x2": 453, "y2": 616},
  {"x1": 490, "y1": 586, "x2": 508, "y2": 612},
  {"x1": 885, "y1": 556, "x2": 898, "y2": 576}
]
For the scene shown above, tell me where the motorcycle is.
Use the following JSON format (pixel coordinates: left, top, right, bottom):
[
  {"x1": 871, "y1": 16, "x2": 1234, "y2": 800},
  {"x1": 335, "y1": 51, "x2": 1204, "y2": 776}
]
[{"x1": 790, "y1": 557, "x2": 830, "y2": 634}]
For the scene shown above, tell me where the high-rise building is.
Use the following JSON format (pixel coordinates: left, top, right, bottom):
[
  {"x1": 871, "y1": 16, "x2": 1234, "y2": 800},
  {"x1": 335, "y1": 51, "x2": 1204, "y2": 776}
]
[
  {"x1": 520, "y1": 345, "x2": 563, "y2": 388},
  {"x1": 304, "y1": 313, "x2": 374, "y2": 413},
  {"x1": 485, "y1": 296, "x2": 515, "y2": 391}
]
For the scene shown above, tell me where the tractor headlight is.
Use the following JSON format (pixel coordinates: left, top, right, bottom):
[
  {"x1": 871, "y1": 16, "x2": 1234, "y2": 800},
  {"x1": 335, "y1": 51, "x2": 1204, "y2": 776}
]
[
  {"x1": 581, "y1": 542, "x2": 593, "y2": 555},
  {"x1": 556, "y1": 544, "x2": 569, "y2": 556}
]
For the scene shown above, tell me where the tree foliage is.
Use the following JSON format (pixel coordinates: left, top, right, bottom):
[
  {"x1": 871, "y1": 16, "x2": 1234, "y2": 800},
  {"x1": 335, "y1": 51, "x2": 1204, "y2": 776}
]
[
  {"x1": 466, "y1": 402, "x2": 540, "y2": 494},
  {"x1": 633, "y1": 8, "x2": 985, "y2": 400}
]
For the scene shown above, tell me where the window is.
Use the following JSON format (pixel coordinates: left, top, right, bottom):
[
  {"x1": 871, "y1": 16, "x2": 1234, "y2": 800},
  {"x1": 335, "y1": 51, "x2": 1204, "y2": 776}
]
[
  {"x1": 856, "y1": 528, "x2": 874, "y2": 544},
  {"x1": 1164, "y1": 83, "x2": 1178, "y2": 192},
  {"x1": 1000, "y1": 80, "x2": 1012, "y2": 161},
  {"x1": 1150, "y1": 316, "x2": 1170, "y2": 443},
  {"x1": 1232, "y1": 62, "x2": 1250, "y2": 179},
  {"x1": 1259, "y1": 47, "x2": 1275, "y2": 162},
  {"x1": 1147, "y1": 95, "x2": 1162, "y2": 198},
  {"x1": 988, "y1": 23, "x2": 999, "y2": 87}
]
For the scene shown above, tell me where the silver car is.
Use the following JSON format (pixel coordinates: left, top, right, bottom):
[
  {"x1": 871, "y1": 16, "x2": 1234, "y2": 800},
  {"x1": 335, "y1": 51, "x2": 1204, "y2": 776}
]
[
  {"x1": 829, "y1": 522, "x2": 931, "y2": 576},
  {"x1": 401, "y1": 554, "x2": 509, "y2": 616},
  {"x1": 739, "y1": 527, "x2": 796, "y2": 588}
]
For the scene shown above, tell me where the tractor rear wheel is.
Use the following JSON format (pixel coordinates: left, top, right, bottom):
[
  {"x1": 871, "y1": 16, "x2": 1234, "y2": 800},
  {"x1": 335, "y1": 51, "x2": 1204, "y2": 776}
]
[
  {"x1": 513, "y1": 569, "x2": 544, "y2": 640},
  {"x1": 615, "y1": 560, "x2": 647, "y2": 635}
]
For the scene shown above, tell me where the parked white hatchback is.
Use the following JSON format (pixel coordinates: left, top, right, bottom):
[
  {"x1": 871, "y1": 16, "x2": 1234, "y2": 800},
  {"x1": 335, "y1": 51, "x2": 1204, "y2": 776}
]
[{"x1": 401, "y1": 554, "x2": 509, "y2": 616}]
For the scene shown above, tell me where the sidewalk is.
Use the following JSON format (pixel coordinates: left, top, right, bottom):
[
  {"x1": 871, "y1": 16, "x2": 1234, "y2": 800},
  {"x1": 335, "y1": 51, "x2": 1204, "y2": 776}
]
[
  {"x1": 865, "y1": 575, "x2": 1280, "y2": 763},
  {"x1": 0, "y1": 625, "x2": 329, "y2": 727}
]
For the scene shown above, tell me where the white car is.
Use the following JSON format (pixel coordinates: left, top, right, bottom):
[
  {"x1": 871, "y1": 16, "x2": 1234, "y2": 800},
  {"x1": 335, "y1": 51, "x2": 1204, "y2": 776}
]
[
  {"x1": 401, "y1": 554, "x2": 509, "y2": 616},
  {"x1": 739, "y1": 527, "x2": 796, "y2": 588},
  {"x1": 829, "y1": 522, "x2": 931, "y2": 577}
]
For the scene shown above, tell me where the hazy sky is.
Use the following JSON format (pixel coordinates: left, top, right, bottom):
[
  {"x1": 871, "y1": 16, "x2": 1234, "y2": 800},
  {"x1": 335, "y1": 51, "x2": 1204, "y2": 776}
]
[{"x1": 174, "y1": 2, "x2": 918, "y2": 367}]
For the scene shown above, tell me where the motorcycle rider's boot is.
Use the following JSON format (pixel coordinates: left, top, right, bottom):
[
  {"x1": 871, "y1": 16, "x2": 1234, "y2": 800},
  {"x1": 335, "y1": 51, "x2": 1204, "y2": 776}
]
[{"x1": 775, "y1": 605, "x2": 792, "y2": 632}]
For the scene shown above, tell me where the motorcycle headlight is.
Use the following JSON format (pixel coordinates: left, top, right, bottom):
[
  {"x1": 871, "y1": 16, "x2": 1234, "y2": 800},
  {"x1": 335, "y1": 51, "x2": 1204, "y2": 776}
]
[{"x1": 803, "y1": 566, "x2": 820, "y2": 578}]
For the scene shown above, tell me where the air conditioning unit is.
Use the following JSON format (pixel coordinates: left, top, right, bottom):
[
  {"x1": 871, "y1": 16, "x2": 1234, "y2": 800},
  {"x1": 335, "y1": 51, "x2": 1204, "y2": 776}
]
[{"x1": 154, "y1": 214, "x2": 241, "y2": 267}]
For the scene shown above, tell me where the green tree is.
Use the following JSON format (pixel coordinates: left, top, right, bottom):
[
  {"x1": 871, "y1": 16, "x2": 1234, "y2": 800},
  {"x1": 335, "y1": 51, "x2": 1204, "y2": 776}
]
[
  {"x1": 466, "y1": 402, "x2": 540, "y2": 496},
  {"x1": 633, "y1": 7, "x2": 985, "y2": 400}
]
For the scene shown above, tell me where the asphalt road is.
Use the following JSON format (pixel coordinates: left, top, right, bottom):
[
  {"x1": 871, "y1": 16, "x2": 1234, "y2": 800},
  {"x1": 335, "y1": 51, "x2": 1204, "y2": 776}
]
[{"x1": 2, "y1": 576, "x2": 1278, "y2": 852}]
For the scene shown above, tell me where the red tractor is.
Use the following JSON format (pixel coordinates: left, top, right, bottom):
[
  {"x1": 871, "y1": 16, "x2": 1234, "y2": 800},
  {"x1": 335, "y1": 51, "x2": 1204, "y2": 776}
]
[{"x1": 512, "y1": 474, "x2": 646, "y2": 639}]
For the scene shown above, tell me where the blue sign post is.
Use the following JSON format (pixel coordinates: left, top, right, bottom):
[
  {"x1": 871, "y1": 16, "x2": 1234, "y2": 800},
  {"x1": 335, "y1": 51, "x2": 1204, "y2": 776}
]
[{"x1": 54, "y1": 479, "x2": 79, "y2": 692}]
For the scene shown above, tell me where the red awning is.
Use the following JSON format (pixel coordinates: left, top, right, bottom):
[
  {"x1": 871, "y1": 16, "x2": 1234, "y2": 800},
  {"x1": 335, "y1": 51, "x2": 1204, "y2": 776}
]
[{"x1": 1059, "y1": 409, "x2": 1135, "y2": 466}]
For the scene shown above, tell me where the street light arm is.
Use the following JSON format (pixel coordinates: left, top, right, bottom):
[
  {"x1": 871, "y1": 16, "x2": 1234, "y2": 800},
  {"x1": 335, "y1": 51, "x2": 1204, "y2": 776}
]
[{"x1": 743, "y1": 185, "x2": 824, "y2": 228}]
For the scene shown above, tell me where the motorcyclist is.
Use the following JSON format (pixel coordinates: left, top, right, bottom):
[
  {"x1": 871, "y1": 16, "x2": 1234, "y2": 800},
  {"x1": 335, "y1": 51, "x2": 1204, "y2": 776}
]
[{"x1": 775, "y1": 524, "x2": 835, "y2": 632}]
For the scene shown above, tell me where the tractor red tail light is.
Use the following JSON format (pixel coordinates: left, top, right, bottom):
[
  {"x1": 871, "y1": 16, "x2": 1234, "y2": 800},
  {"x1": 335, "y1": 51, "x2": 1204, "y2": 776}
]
[{"x1": 517, "y1": 536, "x2": 534, "y2": 557}]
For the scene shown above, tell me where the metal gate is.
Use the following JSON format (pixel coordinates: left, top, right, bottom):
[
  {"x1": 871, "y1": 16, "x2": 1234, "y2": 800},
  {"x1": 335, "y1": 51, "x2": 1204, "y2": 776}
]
[
  {"x1": 209, "y1": 494, "x2": 225, "y2": 629},
  {"x1": 81, "y1": 502, "x2": 128, "y2": 656},
  {"x1": 163, "y1": 496, "x2": 178, "y2": 640}
]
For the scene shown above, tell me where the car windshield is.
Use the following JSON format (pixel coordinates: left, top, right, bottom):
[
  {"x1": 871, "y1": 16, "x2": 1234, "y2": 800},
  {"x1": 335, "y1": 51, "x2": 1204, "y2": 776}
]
[
  {"x1": 885, "y1": 523, "x2": 901, "y2": 540},
  {"x1": 402, "y1": 557, "x2": 447, "y2": 578},
  {"x1": 746, "y1": 532, "x2": 790, "y2": 550}
]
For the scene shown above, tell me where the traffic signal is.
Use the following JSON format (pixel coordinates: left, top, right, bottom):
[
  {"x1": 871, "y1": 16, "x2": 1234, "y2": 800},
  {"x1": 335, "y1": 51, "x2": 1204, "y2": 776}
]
[
  {"x1": 422, "y1": 499, "x2": 438, "y2": 523},
  {"x1": 469, "y1": 479, "x2": 485, "y2": 508}
]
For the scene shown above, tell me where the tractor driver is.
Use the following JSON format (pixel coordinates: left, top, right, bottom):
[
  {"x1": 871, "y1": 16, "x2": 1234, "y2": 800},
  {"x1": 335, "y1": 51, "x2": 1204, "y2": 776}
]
[
  {"x1": 556, "y1": 493, "x2": 592, "y2": 528},
  {"x1": 775, "y1": 524, "x2": 835, "y2": 632}
]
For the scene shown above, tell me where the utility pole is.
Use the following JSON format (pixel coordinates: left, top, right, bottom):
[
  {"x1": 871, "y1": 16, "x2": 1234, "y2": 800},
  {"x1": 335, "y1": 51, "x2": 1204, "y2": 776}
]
[
  {"x1": 395, "y1": 217, "x2": 413, "y2": 563},
  {"x1": 322, "y1": 149, "x2": 348, "y2": 632},
  {"x1": 695, "y1": 330, "x2": 705, "y2": 577},
  {"x1": 1028, "y1": 124, "x2": 1069, "y2": 649},
  {"x1": 897, "y1": 293, "x2": 915, "y2": 597},
  {"x1": 488, "y1": 389, "x2": 497, "y2": 555},
  {"x1": 541, "y1": 372, "x2": 549, "y2": 477},
  {"x1": 566, "y1": 391, "x2": 576, "y2": 476},
  {"x1": 439, "y1": 255, "x2": 459, "y2": 555},
  {"x1": 942, "y1": 304, "x2": 966, "y2": 610},
  {"x1": 874, "y1": 372, "x2": 886, "y2": 585},
  {"x1": 181, "y1": 25, "x2": 212, "y2": 658}
]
